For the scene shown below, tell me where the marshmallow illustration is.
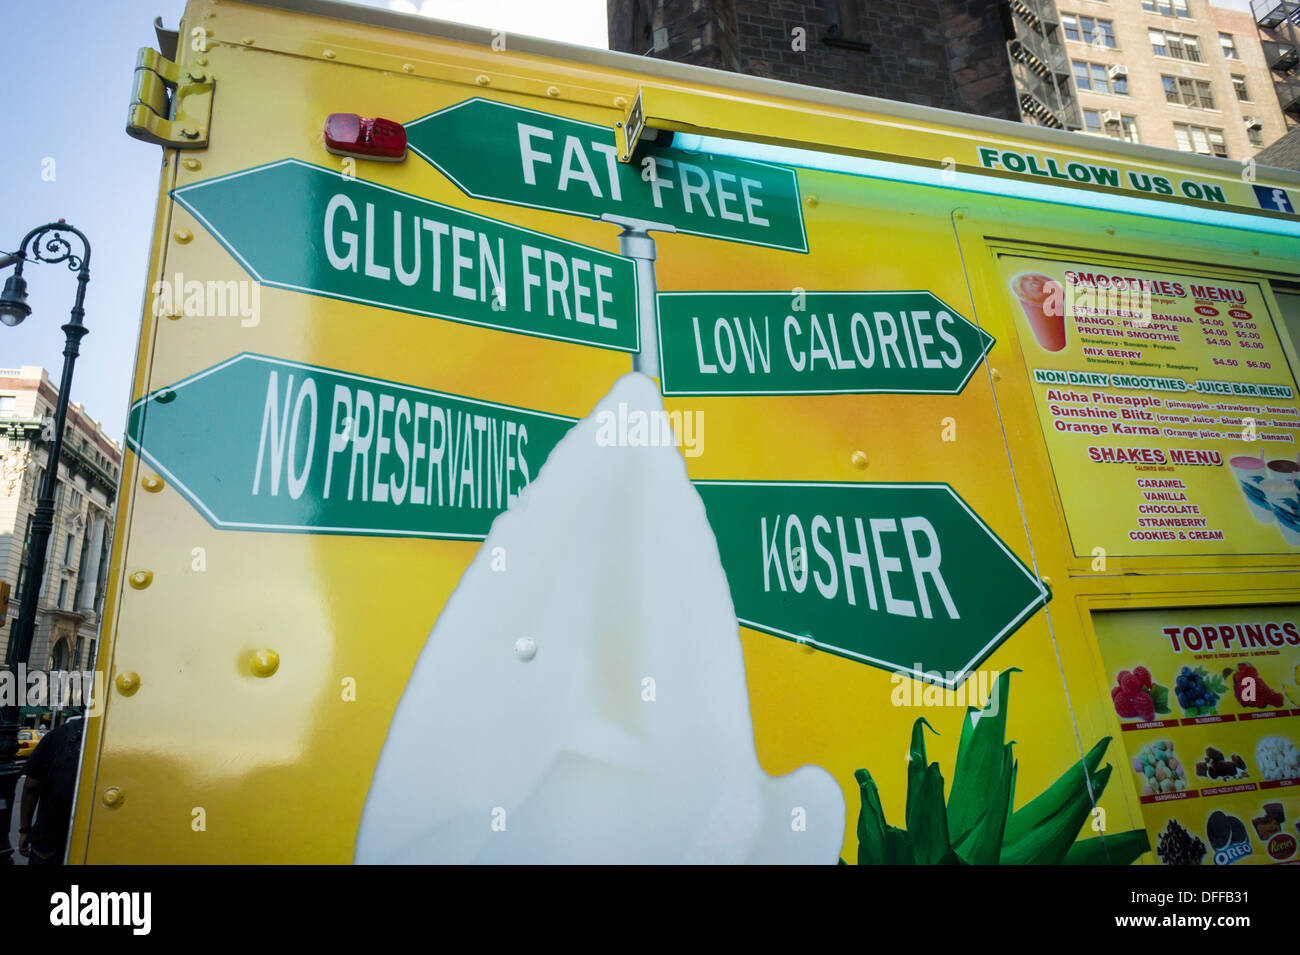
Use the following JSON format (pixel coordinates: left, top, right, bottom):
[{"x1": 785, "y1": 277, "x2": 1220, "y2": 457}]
[{"x1": 355, "y1": 373, "x2": 844, "y2": 863}]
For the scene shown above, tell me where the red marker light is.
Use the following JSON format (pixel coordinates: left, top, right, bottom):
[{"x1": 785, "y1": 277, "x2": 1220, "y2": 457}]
[{"x1": 323, "y1": 113, "x2": 407, "y2": 162}]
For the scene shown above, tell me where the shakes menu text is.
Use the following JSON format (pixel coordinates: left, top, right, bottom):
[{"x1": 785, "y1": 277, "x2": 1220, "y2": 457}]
[{"x1": 999, "y1": 253, "x2": 1300, "y2": 558}]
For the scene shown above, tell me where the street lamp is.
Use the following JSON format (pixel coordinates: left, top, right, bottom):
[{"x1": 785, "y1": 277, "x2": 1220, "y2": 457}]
[{"x1": 0, "y1": 221, "x2": 91, "y2": 865}]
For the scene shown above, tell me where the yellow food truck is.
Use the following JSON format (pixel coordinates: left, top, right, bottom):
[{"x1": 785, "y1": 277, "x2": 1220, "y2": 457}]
[{"x1": 75, "y1": 0, "x2": 1300, "y2": 864}]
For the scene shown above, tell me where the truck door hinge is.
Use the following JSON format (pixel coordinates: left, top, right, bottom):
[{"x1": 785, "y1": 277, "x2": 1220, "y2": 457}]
[{"x1": 126, "y1": 46, "x2": 213, "y2": 148}]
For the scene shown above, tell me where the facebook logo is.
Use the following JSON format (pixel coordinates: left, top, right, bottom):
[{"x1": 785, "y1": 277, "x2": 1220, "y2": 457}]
[{"x1": 1253, "y1": 184, "x2": 1296, "y2": 214}]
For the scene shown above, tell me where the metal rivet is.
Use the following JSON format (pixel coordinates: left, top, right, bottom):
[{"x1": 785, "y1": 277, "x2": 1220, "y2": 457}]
[
  {"x1": 162, "y1": 305, "x2": 182, "y2": 320},
  {"x1": 953, "y1": 211, "x2": 964, "y2": 220},
  {"x1": 183, "y1": 158, "x2": 202, "y2": 170},
  {"x1": 514, "y1": 637, "x2": 537, "y2": 662},
  {"x1": 128, "y1": 571, "x2": 153, "y2": 590},
  {"x1": 613, "y1": 96, "x2": 628, "y2": 108},
  {"x1": 154, "y1": 389, "x2": 175, "y2": 404},
  {"x1": 141, "y1": 474, "x2": 164, "y2": 492},
  {"x1": 242, "y1": 37, "x2": 254, "y2": 45},
  {"x1": 323, "y1": 48, "x2": 336, "y2": 58},
  {"x1": 851, "y1": 450, "x2": 868, "y2": 469},
  {"x1": 402, "y1": 63, "x2": 415, "y2": 72},
  {"x1": 475, "y1": 74, "x2": 490, "y2": 85},
  {"x1": 991, "y1": 368, "x2": 1002, "y2": 382},
  {"x1": 180, "y1": 127, "x2": 200, "y2": 139},
  {"x1": 115, "y1": 672, "x2": 141, "y2": 696},
  {"x1": 102, "y1": 787, "x2": 124, "y2": 808},
  {"x1": 615, "y1": 120, "x2": 623, "y2": 127},
  {"x1": 174, "y1": 229, "x2": 193, "y2": 243},
  {"x1": 196, "y1": 56, "x2": 209, "y2": 66},
  {"x1": 620, "y1": 155, "x2": 628, "y2": 161},
  {"x1": 547, "y1": 85, "x2": 560, "y2": 97},
  {"x1": 250, "y1": 649, "x2": 280, "y2": 678},
  {"x1": 796, "y1": 632, "x2": 816, "y2": 653},
  {"x1": 806, "y1": 195, "x2": 819, "y2": 207},
  {"x1": 1041, "y1": 576, "x2": 1053, "y2": 588}
]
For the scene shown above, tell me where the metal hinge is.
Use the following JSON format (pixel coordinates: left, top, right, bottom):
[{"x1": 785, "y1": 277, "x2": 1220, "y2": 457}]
[{"x1": 126, "y1": 47, "x2": 213, "y2": 148}]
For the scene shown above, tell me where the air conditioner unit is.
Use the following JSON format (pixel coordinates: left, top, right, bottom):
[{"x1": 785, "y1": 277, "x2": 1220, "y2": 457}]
[
  {"x1": 1102, "y1": 110, "x2": 1124, "y2": 124},
  {"x1": 1244, "y1": 116, "x2": 1263, "y2": 129},
  {"x1": 1108, "y1": 64, "x2": 1129, "y2": 78}
]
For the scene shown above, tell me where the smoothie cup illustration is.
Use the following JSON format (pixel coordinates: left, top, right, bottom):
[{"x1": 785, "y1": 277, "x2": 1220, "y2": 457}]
[
  {"x1": 1259, "y1": 478, "x2": 1300, "y2": 546},
  {"x1": 1011, "y1": 272, "x2": 1067, "y2": 352},
  {"x1": 1267, "y1": 458, "x2": 1300, "y2": 497},
  {"x1": 1229, "y1": 455, "x2": 1272, "y2": 524}
]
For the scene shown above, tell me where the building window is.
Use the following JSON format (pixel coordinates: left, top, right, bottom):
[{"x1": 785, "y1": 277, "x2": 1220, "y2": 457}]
[
  {"x1": 1233, "y1": 76, "x2": 1250, "y2": 101},
  {"x1": 1083, "y1": 109, "x2": 1103, "y2": 134},
  {"x1": 0, "y1": 396, "x2": 14, "y2": 414},
  {"x1": 1064, "y1": 14, "x2": 1116, "y2": 48},
  {"x1": 1174, "y1": 122, "x2": 1227, "y2": 157},
  {"x1": 1143, "y1": 0, "x2": 1190, "y2": 15},
  {"x1": 57, "y1": 578, "x2": 67, "y2": 610},
  {"x1": 64, "y1": 532, "x2": 76, "y2": 565},
  {"x1": 1074, "y1": 60, "x2": 1128, "y2": 94},
  {"x1": 1163, "y1": 76, "x2": 1214, "y2": 109},
  {"x1": 1152, "y1": 30, "x2": 1202, "y2": 61},
  {"x1": 1100, "y1": 115, "x2": 1141, "y2": 143},
  {"x1": 1220, "y1": 34, "x2": 1238, "y2": 60},
  {"x1": 1249, "y1": 125, "x2": 1264, "y2": 145}
]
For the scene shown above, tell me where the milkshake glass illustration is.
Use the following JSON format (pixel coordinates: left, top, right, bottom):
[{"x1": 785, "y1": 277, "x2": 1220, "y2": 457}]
[
  {"x1": 1011, "y1": 273, "x2": 1067, "y2": 352},
  {"x1": 1267, "y1": 457, "x2": 1300, "y2": 497},
  {"x1": 1229, "y1": 456, "x2": 1272, "y2": 524},
  {"x1": 1259, "y1": 478, "x2": 1300, "y2": 546}
]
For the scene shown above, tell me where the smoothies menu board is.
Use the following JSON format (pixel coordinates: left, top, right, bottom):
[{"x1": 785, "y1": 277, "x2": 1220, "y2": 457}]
[
  {"x1": 998, "y1": 253, "x2": 1300, "y2": 558},
  {"x1": 1094, "y1": 607, "x2": 1300, "y2": 865}
]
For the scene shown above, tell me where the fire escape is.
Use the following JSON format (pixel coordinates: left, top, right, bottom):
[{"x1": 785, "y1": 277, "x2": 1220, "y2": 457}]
[
  {"x1": 1255, "y1": 0, "x2": 1300, "y2": 120},
  {"x1": 1006, "y1": 0, "x2": 1082, "y2": 130}
]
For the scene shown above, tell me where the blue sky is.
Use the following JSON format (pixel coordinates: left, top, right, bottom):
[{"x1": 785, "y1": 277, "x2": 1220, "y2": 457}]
[{"x1": 0, "y1": 0, "x2": 605, "y2": 443}]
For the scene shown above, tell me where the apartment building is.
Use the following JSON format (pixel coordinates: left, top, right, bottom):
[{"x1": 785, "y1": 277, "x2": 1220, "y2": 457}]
[
  {"x1": 0, "y1": 366, "x2": 121, "y2": 679},
  {"x1": 1060, "y1": 0, "x2": 1287, "y2": 159}
]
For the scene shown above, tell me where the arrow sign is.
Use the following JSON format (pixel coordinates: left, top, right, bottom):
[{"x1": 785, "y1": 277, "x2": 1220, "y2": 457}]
[
  {"x1": 693, "y1": 481, "x2": 1049, "y2": 687},
  {"x1": 658, "y1": 291, "x2": 995, "y2": 395},
  {"x1": 172, "y1": 159, "x2": 640, "y2": 351},
  {"x1": 405, "y1": 99, "x2": 808, "y2": 253},
  {"x1": 126, "y1": 354, "x2": 575, "y2": 539}
]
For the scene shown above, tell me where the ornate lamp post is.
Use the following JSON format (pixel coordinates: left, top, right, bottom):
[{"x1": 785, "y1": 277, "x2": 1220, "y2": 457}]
[{"x1": 0, "y1": 221, "x2": 91, "y2": 864}]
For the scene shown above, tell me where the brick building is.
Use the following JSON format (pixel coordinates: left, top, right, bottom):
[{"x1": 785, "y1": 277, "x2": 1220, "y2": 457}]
[
  {"x1": 606, "y1": 0, "x2": 1081, "y2": 128},
  {"x1": 0, "y1": 366, "x2": 121, "y2": 686},
  {"x1": 607, "y1": 0, "x2": 1287, "y2": 157},
  {"x1": 1058, "y1": 1, "x2": 1286, "y2": 160}
]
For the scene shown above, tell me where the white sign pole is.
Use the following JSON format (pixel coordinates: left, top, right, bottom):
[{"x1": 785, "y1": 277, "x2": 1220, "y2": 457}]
[{"x1": 601, "y1": 214, "x2": 676, "y2": 378}]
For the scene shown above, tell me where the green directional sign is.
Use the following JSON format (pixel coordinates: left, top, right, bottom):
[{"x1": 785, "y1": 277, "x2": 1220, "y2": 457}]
[
  {"x1": 659, "y1": 291, "x2": 995, "y2": 396},
  {"x1": 405, "y1": 98, "x2": 808, "y2": 253},
  {"x1": 172, "y1": 159, "x2": 639, "y2": 351},
  {"x1": 126, "y1": 353, "x2": 575, "y2": 539},
  {"x1": 692, "y1": 481, "x2": 1049, "y2": 687}
]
